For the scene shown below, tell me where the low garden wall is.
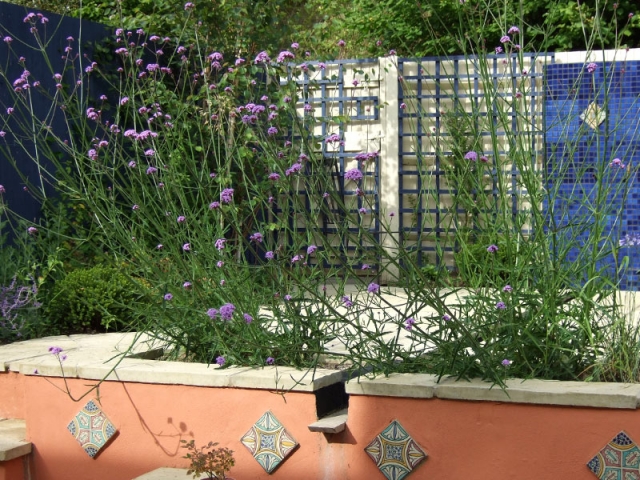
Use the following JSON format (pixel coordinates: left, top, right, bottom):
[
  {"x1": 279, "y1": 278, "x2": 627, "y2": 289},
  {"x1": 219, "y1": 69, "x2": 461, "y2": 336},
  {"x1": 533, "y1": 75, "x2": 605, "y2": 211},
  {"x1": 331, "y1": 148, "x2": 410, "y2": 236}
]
[{"x1": 1, "y1": 333, "x2": 639, "y2": 480}]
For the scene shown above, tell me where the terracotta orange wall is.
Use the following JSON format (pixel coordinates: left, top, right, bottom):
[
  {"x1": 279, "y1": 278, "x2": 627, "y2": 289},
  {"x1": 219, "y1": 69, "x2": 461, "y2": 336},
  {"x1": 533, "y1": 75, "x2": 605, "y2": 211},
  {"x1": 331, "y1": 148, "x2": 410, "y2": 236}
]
[
  {"x1": 0, "y1": 372, "x2": 26, "y2": 419},
  {"x1": 0, "y1": 458, "x2": 24, "y2": 480},
  {"x1": 3, "y1": 373, "x2": 639, "y2": 480}
]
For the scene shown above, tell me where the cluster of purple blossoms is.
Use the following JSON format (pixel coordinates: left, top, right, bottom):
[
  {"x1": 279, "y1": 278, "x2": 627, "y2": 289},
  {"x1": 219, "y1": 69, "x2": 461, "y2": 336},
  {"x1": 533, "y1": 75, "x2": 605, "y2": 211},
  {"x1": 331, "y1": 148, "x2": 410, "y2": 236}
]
[
  {"x1": 496, "y1": 301, "x2": 507, "y2": 310},
  {"x1": 609, "y1": 158, "x2": 626, "y2": 169},
  {"x1": 442, "y1": 314, "x2": 452, "y2": 322},
  {"x1": 268, "y1": 172, "x2": 280, "y2": 181},
  {"x1": 250, "y1": 232, "x2": 263, "y2": 243},
  {"x1": 307, "y1": 245, "x2": 317, "y2": 255},
  {"x1": 354, "y1": 151, "x2": 380, "y2": 162},
  {"x1": 146, "y1": 166, "x2": 158, "y2": 175},
  {"x1": 220, "y1": 188, "x2": 234, "y2": 203},
  {"x1": 215, "y1": 238, "x2": 226, "y2": 250},
  {"x1": 501, "y1": 359, "x2": 512, "y2": 367},
  {"x1": 265, "y1": 251, "x2": 275, "y2": 260},
  {"x1": 342, "y1": 296, "x2": 353, "y2": 308},
  {"x1": 487, "y1": 244, "x2": 499, "y2": 253},
  {"x1": 367, "y1": 282, "x2": 380, "y2": 294},
  {"x1": 243, "y1": 313, "x2": 253, "y2": 324},
  {"x1": 619, "y1": 233, "x2": 640, "y2": 247},
  {"x1": 164, "y1": 293, "x2": 173, "y2": 301},
  {"x1": 254, "y1": 51, "x2": 270, "y2": 63},
  {"x1": 219, "y1": 303, "x2": 235, "y2": 321},
  {"x1": 325, "y1": 133, "x2": 341, "y2": 144},
  {"x1": 503, "y1": 285, "x2": 513, "y2": 292},
  {"x1": 291, "y1": 254, "x2": 303, "y2": 264},
  {"x1": 464, "y1": 151, "x2": 478, "y2": 161},
  {"x1": 216, "y1": 356, "x2": 225, "y2": 366},
  {"x1": 267, "y1": 126, "x2": 278, "y2": 136},
  {"x1": 266, "y1": 357, "x2": 275, "y2": 365},
  {"x1": 500, "y1": 35, "x2": 511, "y2": 44},
  {"x1": 209, "y1": 201, "x2": 220, "y2": 209},
  {"x1": 206, "y1": 308, "x2": 218, "y2": 319},
  {"x1": 183, "y1": 243, "x2": 191, "y2": 251},
  {"x1": 183, "y1": 282, "x2": 192, "y2": 290},
  {"x1": 285, "y1": 162, "x2": 303, "y2": 176},
  {"x1": 48, "y1": 346, "x2": 63, "y2": 355},
  {"x1": 400, "y1": 103, "x2": 407, "y2": 110},
  {"x1": 177, "y1": 215, "x2": 186, "y2": 223},
  {"x1": 344, "y1": 168, "x2": 363, "y2": 182},
  {"x1": 508, "y1": 26, "x2": 520, "y2": 34},
  {"x1": 405, "y1": 317, "x2": 416, "y2": 330},
  {"x1": 587, "y1": 62, "x2": 598, "y2": 74},
  {"x1": 277, "y1": 50, "x2": 295, "y2": 63}
]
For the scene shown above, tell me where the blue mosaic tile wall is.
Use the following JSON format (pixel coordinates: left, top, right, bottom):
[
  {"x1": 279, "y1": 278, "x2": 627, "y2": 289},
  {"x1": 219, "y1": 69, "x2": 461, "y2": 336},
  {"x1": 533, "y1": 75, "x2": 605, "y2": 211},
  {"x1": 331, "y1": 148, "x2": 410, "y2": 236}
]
[{"x1": 545, "y1": 61, "x2": 640, "y2": 289}]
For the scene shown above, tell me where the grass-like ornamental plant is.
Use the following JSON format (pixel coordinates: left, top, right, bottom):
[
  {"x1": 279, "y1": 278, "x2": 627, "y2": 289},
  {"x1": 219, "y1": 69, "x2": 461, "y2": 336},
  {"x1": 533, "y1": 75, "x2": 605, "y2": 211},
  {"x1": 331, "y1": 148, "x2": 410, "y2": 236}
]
[{"x1": 0, "y1": 0, "x2": 639, "y2": 386}]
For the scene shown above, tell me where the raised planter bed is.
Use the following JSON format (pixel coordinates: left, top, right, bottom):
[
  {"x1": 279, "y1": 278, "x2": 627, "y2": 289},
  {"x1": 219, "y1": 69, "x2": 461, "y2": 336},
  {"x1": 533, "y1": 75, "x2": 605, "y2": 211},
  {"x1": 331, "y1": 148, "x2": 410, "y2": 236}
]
[{"x1": 0, "y1": 333, "x2": 637, "y2": 480}]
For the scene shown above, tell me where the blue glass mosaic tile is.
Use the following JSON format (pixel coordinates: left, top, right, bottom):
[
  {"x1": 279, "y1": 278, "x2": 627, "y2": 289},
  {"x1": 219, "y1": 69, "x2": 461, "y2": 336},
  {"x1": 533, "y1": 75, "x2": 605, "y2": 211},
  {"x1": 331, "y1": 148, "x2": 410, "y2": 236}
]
[{"x1": 545, "y1": 60, "x2": 640, "y2": 290}]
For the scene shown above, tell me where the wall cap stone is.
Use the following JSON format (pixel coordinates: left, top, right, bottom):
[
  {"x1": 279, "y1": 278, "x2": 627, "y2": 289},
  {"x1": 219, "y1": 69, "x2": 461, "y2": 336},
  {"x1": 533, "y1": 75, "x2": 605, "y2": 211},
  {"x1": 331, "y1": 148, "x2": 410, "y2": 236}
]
[{"x1": 346, "y1": 373, "x2": 640, "y2": 409}]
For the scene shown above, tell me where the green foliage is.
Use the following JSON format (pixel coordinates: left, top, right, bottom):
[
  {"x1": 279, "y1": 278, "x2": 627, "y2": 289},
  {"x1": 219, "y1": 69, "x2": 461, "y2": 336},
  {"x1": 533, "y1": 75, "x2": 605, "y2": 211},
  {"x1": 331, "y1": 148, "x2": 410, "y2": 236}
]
[{"x1": 45, "y1": 265, "x2": 137, "y2": 334}]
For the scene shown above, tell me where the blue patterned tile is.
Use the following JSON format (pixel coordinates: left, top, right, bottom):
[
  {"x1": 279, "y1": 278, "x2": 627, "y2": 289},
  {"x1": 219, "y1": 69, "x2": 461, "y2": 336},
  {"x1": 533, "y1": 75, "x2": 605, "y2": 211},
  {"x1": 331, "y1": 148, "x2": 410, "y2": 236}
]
[
  {"x1": 588, "y1": 431, "x2": 640, "y2": 479},
  {"x1": 365, "y1": 420, "x2": 426, "y2": 480},
  {"x1": 241, "y1": 411, "x2": 298, "y2": 473},
  {"x1": 67, "y1": 399, "x2": 117, "y2": 458}
]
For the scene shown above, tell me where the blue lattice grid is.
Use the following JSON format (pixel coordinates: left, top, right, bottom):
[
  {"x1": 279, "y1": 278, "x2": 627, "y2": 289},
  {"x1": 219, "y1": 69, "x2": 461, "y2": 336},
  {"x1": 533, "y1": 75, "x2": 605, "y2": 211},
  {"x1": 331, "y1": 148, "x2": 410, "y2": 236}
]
[
  {"x1": 279, "y1": 59, "x2": 381, "y2": 269},
  {"x1": 397, "y1": 53, "x2": 548, "y2": 269},
  {"x1": 544, "y1": 61, "x2": 640, "y2": 290}
]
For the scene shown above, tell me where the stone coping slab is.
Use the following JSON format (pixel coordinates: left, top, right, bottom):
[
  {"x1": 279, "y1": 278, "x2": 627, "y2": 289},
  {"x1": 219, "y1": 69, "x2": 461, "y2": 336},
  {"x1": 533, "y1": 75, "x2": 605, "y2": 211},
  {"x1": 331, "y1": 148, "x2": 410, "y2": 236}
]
[
  {"x1": 2, "y1": 334, "x2": 345, "y2": 392},
  {"x1": 6, "y1": 334, "x2": 640, "y2": 405},
  {"x1": 132, "y1": 468, "x2": 192, "y2": 480},
  {"x1": 0, "y1": 418, "x2": 31, "y2": 462},
  {"x1": 346, "y1": 373, "x2": 640, "y2": 409}
]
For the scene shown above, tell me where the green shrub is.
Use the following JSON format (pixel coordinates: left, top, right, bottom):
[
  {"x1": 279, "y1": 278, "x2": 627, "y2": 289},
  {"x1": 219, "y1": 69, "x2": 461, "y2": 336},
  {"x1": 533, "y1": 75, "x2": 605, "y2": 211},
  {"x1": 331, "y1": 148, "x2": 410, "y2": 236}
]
[{"x1": 45, "y1": 265, "x2": 136, "y2": 334}]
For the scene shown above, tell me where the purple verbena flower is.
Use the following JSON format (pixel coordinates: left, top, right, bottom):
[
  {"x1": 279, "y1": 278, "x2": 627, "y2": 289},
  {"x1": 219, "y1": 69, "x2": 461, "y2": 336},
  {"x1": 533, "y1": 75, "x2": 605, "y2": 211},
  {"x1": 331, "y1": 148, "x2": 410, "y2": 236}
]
[
  {"x1": 501, "y1": 359, "x2": 512, "y2": 366},
  {"x1": 405, "y1": 317, "x2": 416, "y2": 330},
  {"x1": 503, "y1": 285, "x2": 513, "y2": 292},
  {"x1": 487, "y1": 244, "x2": 499, "y2": 253},
  {"x1": 177, "y1": 215, "x2": 186, "y2": 223},
  {"x1": 164, "y1": 293, "x2": 173, "y2": 301},
  {"x1": 367, "y1": 282, "x2": 380, "y2": 293},
  {"x1": 206, "y1": 308, "x2": 218, "y2": 319},
  {"x1": 48, "y1": 346, "x2": 63, "y2": 355},
  {"x1": 344, "y1": 168, "x2": 363, "y2": 182},
  {"x1": 250, "y1": 232, "x2": 263, "y2": 243},
  {"x1": 220, "y1": 188, "x2": 234, "y2": 203},
  {"x1": 266, "y1": 356, "x2": 275, "y2": 365},
  {"x1": 496, "y1": 301, "x2": 506, "y2": 310},
  {"x1": 587, "y1": 62, "x2": 598, "y2": 74},
  {"x1": 215, "y1": 356, "x2": 225, "y2": 366},
  {"x1": 342, "y1": 296, "x2": 353, "y2": 308},
  {"x1": 243, "y1": 313, "x2": 253, "y2": 324},
  {"x1": 307, "y1": 245, "x2": 317, "y2": 255},
  {"x1": 265, "y1": 251, "x2": 274, "y2": 260},
  {"x1": 464, "y1": 151, "x2": 478, "y2": 161},
  {"x1": 215, "y1": 238, "x2": 226, "y2": 250},
  {"x1": 219, "y1": 303, "x2": 235, "y2": 321}
]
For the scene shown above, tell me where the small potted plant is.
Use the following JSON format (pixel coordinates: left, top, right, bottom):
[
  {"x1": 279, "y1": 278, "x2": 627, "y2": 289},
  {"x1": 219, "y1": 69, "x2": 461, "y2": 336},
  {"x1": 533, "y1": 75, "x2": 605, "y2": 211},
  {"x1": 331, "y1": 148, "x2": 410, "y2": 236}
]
[{"x1": 181, "y1": 439, "x2": 235, "y2": 480}]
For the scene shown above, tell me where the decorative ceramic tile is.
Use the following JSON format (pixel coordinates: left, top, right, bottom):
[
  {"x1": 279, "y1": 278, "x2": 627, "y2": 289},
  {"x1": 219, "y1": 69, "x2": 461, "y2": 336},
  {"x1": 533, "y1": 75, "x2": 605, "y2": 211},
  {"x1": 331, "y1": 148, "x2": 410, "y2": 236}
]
[
  {"x1": 67, "y1": 399, "x2": 117, "y2": 458},
  {"x1": 241, "y1": 411, "x2": 298, "y2": 473},
  {"x1": 579, "y1": 101, "x2": 606, "y2": 129},
  {"x1": 587, "y1": 431, "x2": 640, "y2": 479},
  {"x1": 365, "y1": 420, "x2": 426, "y2": 480}
]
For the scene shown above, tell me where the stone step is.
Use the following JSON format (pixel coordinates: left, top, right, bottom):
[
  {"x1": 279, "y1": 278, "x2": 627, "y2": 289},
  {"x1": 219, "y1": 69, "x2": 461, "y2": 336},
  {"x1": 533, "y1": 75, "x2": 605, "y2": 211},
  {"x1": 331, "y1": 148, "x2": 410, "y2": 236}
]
[
  {"x1": 132, "y1": 468, "x2": 191, "y2": 480},
  {"x1": 0, "y1": 419, "x2": 31, "y2": 462}
]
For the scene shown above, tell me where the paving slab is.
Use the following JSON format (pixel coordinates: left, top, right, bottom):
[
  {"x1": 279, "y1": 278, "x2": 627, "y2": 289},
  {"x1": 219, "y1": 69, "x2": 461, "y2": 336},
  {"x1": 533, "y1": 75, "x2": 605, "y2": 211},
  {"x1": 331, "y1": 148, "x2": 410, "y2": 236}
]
[{"x1": 346, "y1": 373, "x2": 439, "y2": 398}]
